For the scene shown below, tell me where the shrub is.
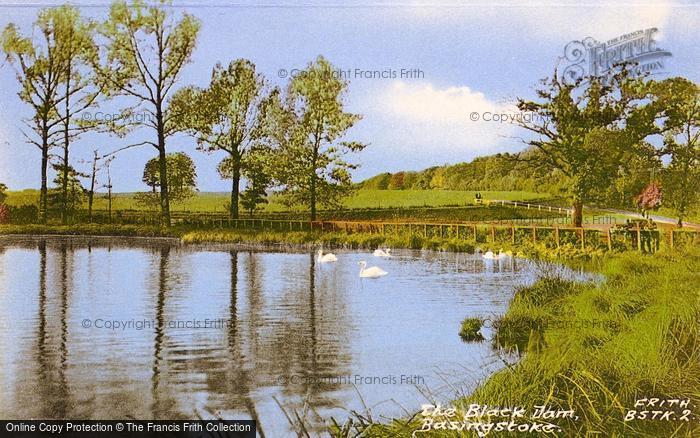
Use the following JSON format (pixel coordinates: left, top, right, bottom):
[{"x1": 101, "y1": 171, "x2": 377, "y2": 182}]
[
  {"x1": 0, "y1": 204, "x2": 9, "y2": 224},
  {"x1": 8, "y1": 204, "x2": 38, "y2": 224},
  {"x1": 459, "y1": 317, "x2": 484, "y2": 342}
]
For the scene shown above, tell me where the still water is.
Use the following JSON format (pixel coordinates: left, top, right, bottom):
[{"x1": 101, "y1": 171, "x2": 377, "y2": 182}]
[{"x1": 0, "y1": 236, "x2": 588, "y2": 436}]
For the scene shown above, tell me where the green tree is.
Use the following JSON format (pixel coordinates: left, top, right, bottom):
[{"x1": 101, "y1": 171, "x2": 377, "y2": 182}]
[
  {"x1": 99, "y1": 0, "x2": 200, "y2": 225},
  {"x1": 388, "y1": 172, "x2": 405, "y2": 190},
  {"x1": 47, "y1": 163, "x2": 85, "y2": 217},
  {"x1": 658, "y1": 79, "x2": 700, "y2": 227},
  {"x1": 138, "y1": 152, "x2": 197, "y2": 208},
  {"x1": 2, "y1": 11, "x2": 67, "y2": 222},
  {"x1": 515, "y1": 66, "x2": 664, "y2": 227},
  {"x1": 170, "y1": 59, "x2": 267, "y2": 219},
  {"x1": 47, "y1": 5, "x2": 101, "y2": 224},
  {"x1": 271, "y1": 56, "x2": 366, "y2": 220},
  {"x1": 227, "y1": 146, "x2": 272, "y2": 217}
]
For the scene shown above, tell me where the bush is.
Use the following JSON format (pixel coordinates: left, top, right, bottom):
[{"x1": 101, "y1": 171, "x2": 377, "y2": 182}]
[
  {"x1": 0, "y1": 204, "x2": 9, "y2": 224},
  {"x1": 459, "y1": 317, "x2": 485, "y2": 342},
  {"x1": 8, "y1": 204, "x2": 38, "y2": 224}
]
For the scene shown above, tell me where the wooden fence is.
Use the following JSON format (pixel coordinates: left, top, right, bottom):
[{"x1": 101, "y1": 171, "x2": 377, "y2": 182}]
[{"x1": 169, "y1": 216, "x2": 698, "y2": 252}]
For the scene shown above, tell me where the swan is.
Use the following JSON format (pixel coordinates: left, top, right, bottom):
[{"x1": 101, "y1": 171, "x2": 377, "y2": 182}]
[
  {"x1": 373, "y1": 248, "x2": 392, "y2": 257},
  {"x1": 358, "y1": 261, "x2": 388, "y2": 278},
  {"x1": 317, "y1": 249, "x2": 337, "y2": 263},
  {"x1": 482, "y1": 249, "x2": 510, "y2": 260},
  {"x1": 482, "y1": 250, "x2": 498, "y2": 260}
]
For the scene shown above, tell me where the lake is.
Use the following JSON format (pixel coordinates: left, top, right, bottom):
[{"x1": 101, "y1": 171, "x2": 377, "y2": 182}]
[{"x1": 0, "y1": 236, "x2": 589, "y2": 436}]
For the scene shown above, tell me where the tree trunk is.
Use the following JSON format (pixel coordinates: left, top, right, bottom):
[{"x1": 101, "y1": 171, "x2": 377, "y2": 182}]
[
  {"x1": 61, "y1": 143, "x2": 69, "y2": 224},
  {"x1": 61, "y1": 60, "x2": 71, "y2": 225},
  {"x1": 230, "y1": 157, "x2": 240, "y2": 219},
  {"x1": 156, "y1": 106, "x2": 171, "y2": 227},
  {"x1": 40, "y1": 142, "x2": 48, "y2": 224},
  {"x1": 310, "y1": 146, "x2": 319, "y2": 222},
  {"x1": 572, "y1": 199, "x2": 583, "y2": 228},
  {"x1": 88, "y1": 156, "x2": 96, "y2": 223}
]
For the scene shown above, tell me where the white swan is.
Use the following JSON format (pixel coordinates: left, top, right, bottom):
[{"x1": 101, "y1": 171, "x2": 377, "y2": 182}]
[
  {"x1": 317, "y1": 249, "x2": 337, "y2": 263},
  {"x1": 482, "y1": 249, "x2": 510, "y2": 260},
  {"x1": 373, "y1": 248, "x2": 392, "y2": 257},
  {"x1": 482, "y1": 250, "x2": 498, "y2": 260},
  {"x1": 358, "y1": 261, "x2": 388, "y2": 278}
]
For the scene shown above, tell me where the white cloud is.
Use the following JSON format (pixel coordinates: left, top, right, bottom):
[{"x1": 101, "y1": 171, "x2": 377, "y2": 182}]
[{"x1": 364, "y1": 81, "x2": 520, "y2": 161}]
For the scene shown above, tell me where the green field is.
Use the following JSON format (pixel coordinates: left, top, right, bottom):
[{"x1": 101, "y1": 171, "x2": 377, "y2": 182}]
[{"x1": 5, "y1": 189, "x2": 550, "y2": 212}]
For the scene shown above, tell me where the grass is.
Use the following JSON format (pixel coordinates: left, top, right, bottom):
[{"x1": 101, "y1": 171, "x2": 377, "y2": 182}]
[
  {"x1": 339, "y1": 190, "x2": 549, "y2": 209},
  {"x1": 4, "y1": 189, "x2": 550, "y2": 212},
  {"x1": 0, "y1": 223, "x2": 174, "y2": 237},
  {"x1": 459, "y1": 317, "x2": 485, "y2": 342},
  {"x1": 338, "y1": 249, "x2": 700, "y2": 437}
]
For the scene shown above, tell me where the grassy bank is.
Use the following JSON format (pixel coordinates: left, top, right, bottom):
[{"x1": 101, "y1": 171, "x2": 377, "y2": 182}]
[
  {"x1": 0, "y1": 224, "x2": 175, "y2": 237},
  {"x1": 342, "y1": 249, "x2": 700, "y2": 437}
]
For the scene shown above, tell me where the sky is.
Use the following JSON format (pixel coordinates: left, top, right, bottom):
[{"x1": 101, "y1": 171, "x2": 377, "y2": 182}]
[{"x1": 0, "y1": 0, "x2": 699, "y2": 192}]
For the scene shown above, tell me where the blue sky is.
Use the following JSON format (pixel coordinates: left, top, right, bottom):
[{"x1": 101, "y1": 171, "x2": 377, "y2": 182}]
[{"x1": 1, "y1": 0, "x2": 699, "y2": 192}]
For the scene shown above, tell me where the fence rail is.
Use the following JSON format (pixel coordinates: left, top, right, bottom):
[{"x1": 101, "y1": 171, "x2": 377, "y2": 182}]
[
  {"x1": 491, "y1": 199, "x2": 573, "y2": 216},
  {"x1": 166, "y1": 217, "x2": 697, "y2": 252}
]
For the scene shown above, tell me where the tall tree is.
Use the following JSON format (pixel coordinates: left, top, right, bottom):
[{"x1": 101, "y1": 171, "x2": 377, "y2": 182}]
[
  {"x1": 515, "y1": 65, "x2": 663, "y2": 227},
  {"x1": 658, "y1": 78, "x2": 700, "y2": 227},
  {"x1": 2, "y1": 11, "x2": 67, "y2": 222},
  {"x1": 170, "y1": 59, "x2": 266, "y2": 219},
  {"x1": 272, "y1": 56, "x2": 366, "y2": 221},
  {"x1": 48, "y1": 6, "x2": 101, "y2": 224},
  {"x1": 99, "y1": 0, "x2": 200, "y2": 225}
]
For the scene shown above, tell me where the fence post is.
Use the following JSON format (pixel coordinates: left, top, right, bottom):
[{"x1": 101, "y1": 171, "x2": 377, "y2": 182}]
[
  {"x1": 490, "y1": 225, "x2": 495, "y2": 243},
  {"x1": 607, "y1": 228, "x2": 612, "y2": 251},
  {"x1": 669, "y1": 229, "x2": 674, "y2": 248},
  {"x1": 511, "y1": 226, "x2": 515, "y2": 244},
  {"x1": 473, "y1": 225, "x2": 478, "y2": 241},
  {"x1": 636, "y1": 224, "x2": 642, "y2": 252},
  {"x1": 580, "y1": 228, "x2": 585, "y2": 249},
  {"x1": 555, "y1": 227, "x2": 560, "y2": 248},
  {"x1": 532, "y1": 226, "x2": 536, "y2": 244}
]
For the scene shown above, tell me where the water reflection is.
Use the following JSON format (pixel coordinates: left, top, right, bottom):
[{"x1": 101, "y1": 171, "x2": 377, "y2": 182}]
[{"x1": 0, "y1": 236, "x2": 591, "y2": 436}]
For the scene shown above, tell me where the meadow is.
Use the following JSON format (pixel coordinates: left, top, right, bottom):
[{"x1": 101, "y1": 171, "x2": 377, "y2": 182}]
[{"x1": 4, "y1": 189, "x2": 550, "y2": 212}]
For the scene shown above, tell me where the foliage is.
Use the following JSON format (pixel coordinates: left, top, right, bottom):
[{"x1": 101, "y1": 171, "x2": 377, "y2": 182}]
[
  {"x1": 47, "y1": 163, "x2": 86, "y2": 217},
  {"x1": 459, "y1": 317, "x2": 484, "y2": 342},
  {"x1": 270, "y1": 56, "x2": 366, "y2": 220},
  {"x1": 633, "y1": 181, "x2": 662, "y2": 215},
  {"x1": 657, "y1": 78, "x2": 700, "y2": 227},
  {"x1": 237, "y1": 146, "x2": 273, "y2": 216},
  {"x1": 170, "y1": 58, "x2": 268, "y2": 218},
  {"x1": 514, "y1": 65, "x2": 666, "y2": 226},
  {"x1": 8, "y1": 204, "x2": 39, "y2": 224},
  {"x1": 99, "y1": 0, "x2": 201, "y2": 224},
  {"x1": 360, "y1": 153, "x2": 567, "y2": 195},
  {"x1": 2, "y1": 9, "x2": 71, "y2": 221},
  {"x1": 0, "y1": 183, "x2": 7, "y2": 204},
  {"x1": 0, "y1": 204, "x2": 9, "y2": 224},
  {"x1": 139, "y1": 152, "x2": 197, "y2": 207}
]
